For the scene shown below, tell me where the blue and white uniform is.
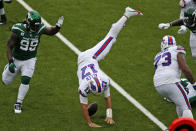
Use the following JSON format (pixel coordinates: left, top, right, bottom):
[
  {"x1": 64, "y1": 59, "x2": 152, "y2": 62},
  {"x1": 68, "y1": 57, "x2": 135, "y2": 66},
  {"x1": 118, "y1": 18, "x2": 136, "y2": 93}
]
[
  {"x1": 153, "y1": 45, "x2": 193, "y2": 118},
  {"x1": 77, "y1": 18, "x2": 126, "y2": 104}
]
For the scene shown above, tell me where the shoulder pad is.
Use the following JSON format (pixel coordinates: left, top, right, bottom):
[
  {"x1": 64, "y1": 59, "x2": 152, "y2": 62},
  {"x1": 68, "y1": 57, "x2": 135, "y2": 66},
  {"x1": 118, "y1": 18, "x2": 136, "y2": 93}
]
[
  {"x1": 11, "y1": 23, "x2": 25, "y2": 33},
  {"x1": 176, "y1": 45, "x2": 186, "y2": 54},
  {"x1": 177, "y1": 46, "x2": 185, "y2": 50}
]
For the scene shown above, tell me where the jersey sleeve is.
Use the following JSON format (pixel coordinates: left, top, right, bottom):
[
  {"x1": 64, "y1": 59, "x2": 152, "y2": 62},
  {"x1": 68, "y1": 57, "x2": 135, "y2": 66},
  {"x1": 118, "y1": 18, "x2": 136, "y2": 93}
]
[
  {"x1": 11, "y1": 23, "x2": 24, "y2": 35},
  {"x1": 100, "y1": 75, "x2": 110, "y2": 98},
  {"x1": 37, "y1": 23, "x2": 46, "y2": 35},
  {"x1": 104, "y1": 86, "x2": 110, "y2": 98},
  {"x1": 78, "y1": 81, "x2": 90, "y2": 104},
  {"x1": 175, "y1": 46, "x2": 186, "y2": 55}
]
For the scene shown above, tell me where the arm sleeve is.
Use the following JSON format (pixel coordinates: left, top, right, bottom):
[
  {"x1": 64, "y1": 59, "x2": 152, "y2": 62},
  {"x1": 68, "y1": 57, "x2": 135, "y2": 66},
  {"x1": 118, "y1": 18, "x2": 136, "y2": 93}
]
[
  {"x1": 104, "y1": 86, "x2": 110, "y2": 98},
  {"x1": 78, "y1": 81, "x2": 90, "y2": 104},
  {"x1": 79, "y1": 95, "x2": 88, "y2": 104}
]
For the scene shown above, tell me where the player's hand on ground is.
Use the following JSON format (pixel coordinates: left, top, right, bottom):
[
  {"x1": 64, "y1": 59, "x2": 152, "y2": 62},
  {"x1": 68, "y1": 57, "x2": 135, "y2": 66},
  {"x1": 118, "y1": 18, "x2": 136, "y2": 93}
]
[
  {"x1": 178, "y1": 25, "x2": 187, "y2": 34},
  {"x1": 56, "y1": 16, "x2": 64, "y2": 28},
  {"x1": 88, "y1": 123, "x2": 102, "y2": 128},
  {"x1": 105, "y1": 117, "x2": 115, "y2": 124},
  {"x1": 158, "y1": 23, "x2": 170, "y2": 29}
]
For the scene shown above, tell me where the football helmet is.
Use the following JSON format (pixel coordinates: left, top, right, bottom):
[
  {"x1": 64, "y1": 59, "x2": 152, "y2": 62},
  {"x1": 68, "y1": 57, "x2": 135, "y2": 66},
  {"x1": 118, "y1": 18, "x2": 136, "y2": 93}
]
[
  {"x1": 26, "y1": 10, "x2": 41, "y2": 32},
  {"x1": 161, "y1": 35, "x2": 176, "y2": 50},
  {"x1": 184, "y1": 8, "x2": 196, "y2": 27},
  {"x1": 88, "y1": 75, "x2": 104, "y2": 96}
]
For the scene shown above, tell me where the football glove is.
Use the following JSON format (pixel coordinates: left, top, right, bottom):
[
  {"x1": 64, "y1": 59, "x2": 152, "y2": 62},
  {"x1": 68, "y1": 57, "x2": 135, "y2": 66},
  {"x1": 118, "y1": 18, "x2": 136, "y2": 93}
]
[
  {"x1": 158, "y1": 23, "x2": 170, "y2": 29},
  {"x1": 178, "y1": 25, "x2": 187, "y2": 34},
  {"x1": 8, "y1": 59, "x2": 16, "y2": 73},
  {"x1": 56, "y1": 16, "x2": 64, "y2": 28}
]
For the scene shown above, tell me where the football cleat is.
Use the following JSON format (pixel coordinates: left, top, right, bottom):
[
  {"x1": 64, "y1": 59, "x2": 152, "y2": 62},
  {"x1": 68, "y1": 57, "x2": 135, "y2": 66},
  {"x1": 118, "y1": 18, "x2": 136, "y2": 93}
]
[
  {"x1": 0, "y1": 21, "x2": 6, "y2": 25},
  {"x1": 124, "y1": 6, "x2": 143, "y2": 18},
  {"x1": 4, "y1": 0, "x2": 12, "y2": 3},
  {"x1": 14, "y1": 103, "x2": 22, "y2": 114}
]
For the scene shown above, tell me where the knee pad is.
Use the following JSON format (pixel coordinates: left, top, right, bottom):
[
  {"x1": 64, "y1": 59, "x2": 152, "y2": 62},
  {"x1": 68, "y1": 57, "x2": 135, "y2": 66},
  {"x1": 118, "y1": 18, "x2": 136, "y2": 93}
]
[{"x1": 21, "y1": 76, "x2": 31, "y2": 85}]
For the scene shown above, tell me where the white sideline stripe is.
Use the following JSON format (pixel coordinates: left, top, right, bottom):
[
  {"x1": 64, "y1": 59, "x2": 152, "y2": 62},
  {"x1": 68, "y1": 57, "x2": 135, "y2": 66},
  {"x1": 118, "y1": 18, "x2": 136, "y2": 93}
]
[{"x1": 16, "y1": 0, "x2": 168, "y2": 130}]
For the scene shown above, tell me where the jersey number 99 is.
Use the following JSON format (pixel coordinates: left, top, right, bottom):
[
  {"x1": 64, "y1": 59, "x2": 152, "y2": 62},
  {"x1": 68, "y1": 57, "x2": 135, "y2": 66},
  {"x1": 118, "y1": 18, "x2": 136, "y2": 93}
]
[{"x1": 20, "y1": 39, "x2": 38, "y2": 51}]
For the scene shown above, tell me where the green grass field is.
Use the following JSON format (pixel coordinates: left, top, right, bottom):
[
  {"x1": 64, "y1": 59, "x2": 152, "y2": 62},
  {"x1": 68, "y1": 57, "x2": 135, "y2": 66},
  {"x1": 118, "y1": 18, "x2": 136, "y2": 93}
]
[{"x1": 0, "y1": 0, "x2": 196, "y2": 130}]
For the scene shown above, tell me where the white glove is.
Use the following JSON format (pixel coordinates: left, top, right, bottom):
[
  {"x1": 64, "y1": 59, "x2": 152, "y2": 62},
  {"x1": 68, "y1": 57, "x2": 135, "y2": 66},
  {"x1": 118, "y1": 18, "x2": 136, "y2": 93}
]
[
  {"x1": 178, "y1": 25, "x2": 187, "y2": 34},
  {"x1": 158, "y1": 23, "x2": 170, "y2": 29},
  {"x1": 56, "y1": 16, "x2": 64, "y2": 28}
]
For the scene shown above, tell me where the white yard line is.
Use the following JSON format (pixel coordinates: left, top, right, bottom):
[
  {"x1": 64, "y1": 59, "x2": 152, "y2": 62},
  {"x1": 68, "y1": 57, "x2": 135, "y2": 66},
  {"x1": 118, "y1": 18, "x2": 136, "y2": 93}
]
[{"x1": 16, "y1": 0, "x2": 168, "y2": 130}]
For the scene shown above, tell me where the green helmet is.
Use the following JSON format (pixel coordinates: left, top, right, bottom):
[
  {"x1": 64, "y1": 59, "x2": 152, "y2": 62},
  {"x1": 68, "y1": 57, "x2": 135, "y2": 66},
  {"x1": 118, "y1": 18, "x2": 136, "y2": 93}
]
[
  {"x1": 26, "y1": 10, "x2": 41, "y2": 32},
  {"x1": 184, "y1": 8, "x2": 196, "y2": 27}
]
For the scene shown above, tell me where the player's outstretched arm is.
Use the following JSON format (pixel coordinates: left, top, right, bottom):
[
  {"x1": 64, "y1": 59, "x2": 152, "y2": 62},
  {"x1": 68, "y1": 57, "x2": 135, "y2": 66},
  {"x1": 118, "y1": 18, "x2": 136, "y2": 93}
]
[
  {"x1": 104, "y1": 96, "x2": 115, "y2": 124},
  {"x1": 177, "y1": 52, "x2": 196, "y2": 86},
  {"x1": 80, "y1": 103, "x2": 102, "y2": 128},
  {"x1": 43, "y1": 16, "x2": 64, "y2": 35},
  {"x1": 159, "y1": 19, "x2": 184, "y2": 29}
]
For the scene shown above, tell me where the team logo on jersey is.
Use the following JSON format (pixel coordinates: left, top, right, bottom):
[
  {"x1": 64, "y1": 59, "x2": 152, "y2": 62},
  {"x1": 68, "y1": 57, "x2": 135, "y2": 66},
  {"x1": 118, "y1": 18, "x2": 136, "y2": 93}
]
[{"x1": 21, "y1": 32, "x2": 24, "y2": 36}]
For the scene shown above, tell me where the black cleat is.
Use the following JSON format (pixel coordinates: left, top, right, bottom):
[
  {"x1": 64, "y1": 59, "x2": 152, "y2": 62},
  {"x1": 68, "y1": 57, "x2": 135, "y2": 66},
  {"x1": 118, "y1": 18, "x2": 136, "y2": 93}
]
[
  {"x1": 4, "y1": 0, "x2": 12, "y2": 3},
  {"x1": 14, "y1": 103, "x2": 22, "y2": 114}
]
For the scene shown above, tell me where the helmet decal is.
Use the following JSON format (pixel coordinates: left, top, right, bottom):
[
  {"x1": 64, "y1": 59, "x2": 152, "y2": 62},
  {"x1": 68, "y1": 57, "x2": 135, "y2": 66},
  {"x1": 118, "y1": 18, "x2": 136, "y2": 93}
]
[
  {"x1": 93, "y1": 76, "x2": 102, "y2": 93},
  {"x1": 161, "y1": 35, "x2": 176, "y2": 50},
  {"x1": 168, "y1": 36, "x2": 173, "y2": 46}
]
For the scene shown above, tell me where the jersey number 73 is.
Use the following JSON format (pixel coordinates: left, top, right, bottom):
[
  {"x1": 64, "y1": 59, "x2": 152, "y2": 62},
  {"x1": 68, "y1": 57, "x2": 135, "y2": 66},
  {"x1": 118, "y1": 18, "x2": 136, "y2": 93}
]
[{"x1": 154, "y1": 52, "x2": 171, "y2": 70}]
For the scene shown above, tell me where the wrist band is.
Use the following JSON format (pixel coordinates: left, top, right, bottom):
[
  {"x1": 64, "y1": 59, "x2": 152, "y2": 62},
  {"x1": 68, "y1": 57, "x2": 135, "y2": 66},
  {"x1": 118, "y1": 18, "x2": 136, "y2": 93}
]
[
  {"x1": 88, "y1": 123, "x2": 92, "y2": 127},
  {"x1": 9, "y1": 59, "x2": 13, "y2": 64},
  {"x1": 106, "y1": 108, "x2": 112, "y2": 118}
]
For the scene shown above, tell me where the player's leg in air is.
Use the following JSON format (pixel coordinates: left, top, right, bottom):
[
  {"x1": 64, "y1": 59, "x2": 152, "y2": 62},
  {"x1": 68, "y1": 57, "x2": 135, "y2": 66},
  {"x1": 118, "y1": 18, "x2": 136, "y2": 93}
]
[
  {"x1": 14, "y1": 58, "x2": 36, "y2": 114},
  {"x1": 85, "y1": 7, "x2": 143, "y2": 61},
  {"x1": 0, "y1": 0, "x2": 6, "y2": 25}
]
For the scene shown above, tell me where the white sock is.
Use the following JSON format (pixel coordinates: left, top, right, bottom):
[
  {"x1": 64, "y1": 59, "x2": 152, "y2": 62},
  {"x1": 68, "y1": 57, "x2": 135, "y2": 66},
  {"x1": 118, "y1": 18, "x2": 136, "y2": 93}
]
[
  {"x1": 0, "y1": 8, "x2": 5, "y2": 15},
  {"x1": 109, "y1": 16, "x2": 127, "y2": 38},
  {"x1": 182, "y1": 110, "x2": 193, "y2": 118},
  {"x1": 17, "y1": 84, "x2": 29, "y2": 104}
]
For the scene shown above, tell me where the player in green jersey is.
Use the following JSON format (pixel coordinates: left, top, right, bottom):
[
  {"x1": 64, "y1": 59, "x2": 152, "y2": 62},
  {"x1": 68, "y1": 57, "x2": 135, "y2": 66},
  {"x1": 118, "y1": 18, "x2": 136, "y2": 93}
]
[
  {"x1": 158, "y1": 8, "x2": 196, "y2": 62},
  {"x1": 2, "y1": 10, "x2": 64, "y2": 113},
  {"x1": 0, "y1": 0, "x2": 6, "y2": 25}
]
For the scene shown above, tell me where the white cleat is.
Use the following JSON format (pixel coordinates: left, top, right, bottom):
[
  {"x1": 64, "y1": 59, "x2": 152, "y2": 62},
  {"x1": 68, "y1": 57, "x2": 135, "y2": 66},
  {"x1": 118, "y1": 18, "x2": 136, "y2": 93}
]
[
  {"x1": 14, "y1": 103, "x2": 22, "y2": 114},
  {"x1": 124, "y1": 6, "x2": 143, "y2": 18}
]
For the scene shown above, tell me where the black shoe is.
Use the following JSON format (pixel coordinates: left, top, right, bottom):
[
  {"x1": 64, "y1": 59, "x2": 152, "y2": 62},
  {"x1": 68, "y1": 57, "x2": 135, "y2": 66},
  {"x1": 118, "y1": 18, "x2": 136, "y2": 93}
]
[
  {"x1": 4, "y1": 0, "x2": 12, "y2": 3},
  {"x1": 0, "y1": 15, "x2": 6, "y2": 25},
  {"x1": 0, "y1": 21, "x2": 6, "y2": 25},
  {"x1": 14, "y1": 103, "x2": 22, "y2": 114}
]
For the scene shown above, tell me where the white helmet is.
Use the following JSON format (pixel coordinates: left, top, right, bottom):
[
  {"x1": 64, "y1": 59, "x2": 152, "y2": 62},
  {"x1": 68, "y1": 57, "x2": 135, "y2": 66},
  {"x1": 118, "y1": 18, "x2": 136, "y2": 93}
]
[
  {"x1": 88, "y1": 75, "x2": 104, "y2": 96},
  {"x1": 161, "y1": 35, "x2": 176, "y2": 50}
]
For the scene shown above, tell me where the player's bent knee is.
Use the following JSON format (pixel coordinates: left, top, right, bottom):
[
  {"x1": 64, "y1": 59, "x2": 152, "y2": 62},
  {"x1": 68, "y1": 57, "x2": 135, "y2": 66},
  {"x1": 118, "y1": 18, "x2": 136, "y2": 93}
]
[
  {"x1": 2, "y1": 78, "x2": 12, "y2": 86},
  {"x1": 21, "y1": 76, "x2": 31, "y2": 85}
]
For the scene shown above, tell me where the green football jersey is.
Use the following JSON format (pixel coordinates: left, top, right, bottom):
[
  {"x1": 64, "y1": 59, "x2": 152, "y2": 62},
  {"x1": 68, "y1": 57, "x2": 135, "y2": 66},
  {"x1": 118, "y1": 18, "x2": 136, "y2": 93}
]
[
  {"x1": 11, "y1": 23, "x2": 46, "y2": 60},
  {"x1": 184, "y1": 21, "x2": 196, "y2": 33}
]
